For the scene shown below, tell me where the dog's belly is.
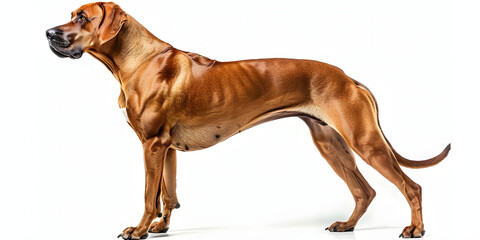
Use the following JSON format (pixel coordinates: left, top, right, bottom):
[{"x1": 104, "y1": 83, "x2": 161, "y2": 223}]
[
  {"x1": 169, "y1": 104, "x2": 330, "y2": 152},
  {"x1": 170, "y1": 123, "x2": 237, "y2": 151}
]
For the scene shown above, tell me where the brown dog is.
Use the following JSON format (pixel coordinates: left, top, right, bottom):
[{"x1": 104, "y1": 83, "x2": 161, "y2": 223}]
[{"x1": 46, "y1": 2, "x2": 450, "y2": 239}]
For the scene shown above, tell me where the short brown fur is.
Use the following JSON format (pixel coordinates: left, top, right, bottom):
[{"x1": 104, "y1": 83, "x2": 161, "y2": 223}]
[{"x1": 46, "y1": 2, "x2": 450, "y2": 239}]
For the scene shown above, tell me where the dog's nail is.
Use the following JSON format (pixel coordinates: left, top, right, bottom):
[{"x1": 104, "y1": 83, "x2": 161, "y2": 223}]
[
  {"x1": 175, "y1": 202, "x2": 181, "y2": 209},
  {"x1": 399, "y1": 233, "x2": 403, "y2": 238},
  {"x1": 325, "y1": 227, "x2": 328, "y2": 231},
  {"x1": 158, "y1": 212, "x2": 162, "y2": 218},
  {"x1": 159, "y1": 227, "x2": 169, "y2": 233},
  {"x1": 140, "y1": 233, "x2": 149, "y2": 239},
  {"x1": 117, "y1": 234, "x2": 122, "y2": 238},
  {"x1": 421, "y1": 230, "x2": 425, "y2": 236}
]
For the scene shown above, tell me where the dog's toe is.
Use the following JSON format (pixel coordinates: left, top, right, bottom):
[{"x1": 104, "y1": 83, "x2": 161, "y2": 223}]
[
  {"x1": 399, "y1": 225, "x2": 425, "y2": 238},
  {"x1": 326, "y1": 221, "x2": 355, "y2": 232},
  {"x1": 119, "y1": 226, "x2": 148, "y2": 240},
  {"x1": 149, "y1": 219, "x2": 170, "y2": 234},
  {"x1": 149, "y1": 227, "x2": 169, "y2": 234}
]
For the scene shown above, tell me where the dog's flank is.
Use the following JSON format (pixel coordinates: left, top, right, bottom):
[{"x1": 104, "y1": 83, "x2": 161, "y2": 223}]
[{"x1": 46, "y1": 2, "x2": 450, "y2": 239}]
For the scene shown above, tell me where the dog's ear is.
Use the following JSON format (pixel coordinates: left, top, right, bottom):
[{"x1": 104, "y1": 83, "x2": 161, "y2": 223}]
[{"x1": 98, "y1": 2, "x2": 127, "y2": 45}]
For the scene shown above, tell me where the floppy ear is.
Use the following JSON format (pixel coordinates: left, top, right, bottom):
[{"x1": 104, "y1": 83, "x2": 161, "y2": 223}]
[{"x1": 98, "y1": 2, "x2": 127, "y2": 45}]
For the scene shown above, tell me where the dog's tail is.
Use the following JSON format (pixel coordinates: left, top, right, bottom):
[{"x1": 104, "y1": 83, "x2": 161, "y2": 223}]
[
  {"x1": 352, "y1": 78, "x2": 451, "y2": 169},
  {"x1": 387, "y1": 140, "x2": 451, "y2": 169}
]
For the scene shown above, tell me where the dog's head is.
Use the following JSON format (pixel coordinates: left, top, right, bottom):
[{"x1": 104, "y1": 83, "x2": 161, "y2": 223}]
[{"x1": 46, "y1": 2, "x2": 127, "y2": 59}]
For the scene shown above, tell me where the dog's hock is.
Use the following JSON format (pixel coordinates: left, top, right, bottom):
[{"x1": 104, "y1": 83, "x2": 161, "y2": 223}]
[{"x1": 120, "y1": 107, "x2": 130, "y2": 123}]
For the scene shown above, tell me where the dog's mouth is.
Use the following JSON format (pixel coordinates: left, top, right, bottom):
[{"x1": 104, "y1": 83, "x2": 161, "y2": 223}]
[
  {"x1": 48, "y1": 40, "x2": 83, "y2": 59},
  {"x1": 49, "y1": 43, "x2": 69, "y2": 58}
]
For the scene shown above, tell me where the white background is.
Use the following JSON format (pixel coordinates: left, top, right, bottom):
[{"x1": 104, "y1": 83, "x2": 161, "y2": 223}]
[{"x1": 0, "y1": 0, "x2": 477, "y2": 239}]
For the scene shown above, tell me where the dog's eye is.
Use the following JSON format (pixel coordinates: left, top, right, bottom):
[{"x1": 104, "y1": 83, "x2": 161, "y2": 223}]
[{"x1": 77, "y1": 15, "x2": 87, "y2": 23}]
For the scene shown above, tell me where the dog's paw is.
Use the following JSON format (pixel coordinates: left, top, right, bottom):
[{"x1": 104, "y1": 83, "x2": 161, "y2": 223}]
[
  {"x1": 325, "y1": 221, "x2": 355, "y2": 232},
  {"x1": 398, "y1": 225, "x2": 425, "y2": 238},
  {"x1": 148, "y1": 220, "x2": 169, "y2": 233},
  {"x1": 117, "y1": 226, "x2": 149, "y2": 240}
]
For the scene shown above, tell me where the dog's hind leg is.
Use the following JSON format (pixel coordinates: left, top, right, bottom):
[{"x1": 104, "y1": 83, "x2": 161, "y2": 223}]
[
  {"x1": 324, "y1": 82, "x2": 425, "y2": 238},
  {"x1": 303, "y1": 118, "x2": 376, "y2": 232},
  {"x1": 149, "y1": 148, "x2": 180, "y2": 234}
]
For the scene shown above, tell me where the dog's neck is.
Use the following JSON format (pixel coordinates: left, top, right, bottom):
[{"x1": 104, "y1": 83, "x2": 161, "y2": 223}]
[{"x1": 87, "y1": 16, "x2": 172, "y2": 87}]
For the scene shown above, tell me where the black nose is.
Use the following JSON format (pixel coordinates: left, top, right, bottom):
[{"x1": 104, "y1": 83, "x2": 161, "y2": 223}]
[{"x1": 46, "y1": 28, "x2": 63, "y2": 39}]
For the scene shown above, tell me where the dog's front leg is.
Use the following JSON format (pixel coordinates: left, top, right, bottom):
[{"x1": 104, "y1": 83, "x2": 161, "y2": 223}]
[
  {"x1": 149, "y1": 148, "x2": 179, "y2": 233},
  {"x1": 119, "y1": 137, "x2": 170, "y2": 240}
]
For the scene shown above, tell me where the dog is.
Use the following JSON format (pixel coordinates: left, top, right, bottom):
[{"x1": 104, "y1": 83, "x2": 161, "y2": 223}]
[{"x1": 46, "y1": 2, "x2": 450, "y2": 239}]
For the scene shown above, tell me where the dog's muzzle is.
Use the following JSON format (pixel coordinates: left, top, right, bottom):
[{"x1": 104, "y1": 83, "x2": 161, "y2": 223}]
[{"x1": 46, "y1": 28, "x2": 83, "y2": 59}]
